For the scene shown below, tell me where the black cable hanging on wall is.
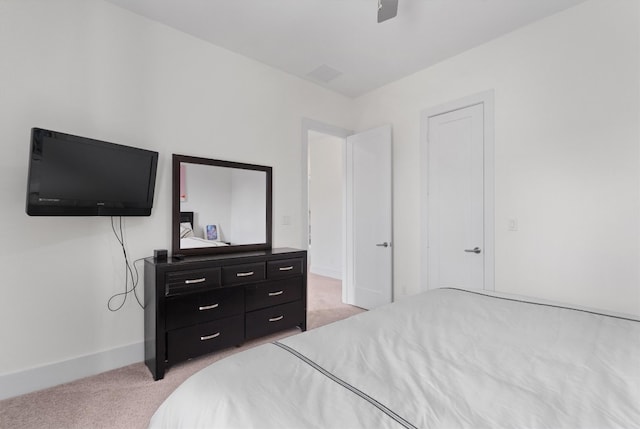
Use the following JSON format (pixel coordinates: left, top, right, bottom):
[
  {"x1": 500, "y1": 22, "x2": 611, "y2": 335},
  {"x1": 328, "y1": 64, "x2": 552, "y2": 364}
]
[{"x1": 108, "y1": 216, "x2": 145, "y2": 311}]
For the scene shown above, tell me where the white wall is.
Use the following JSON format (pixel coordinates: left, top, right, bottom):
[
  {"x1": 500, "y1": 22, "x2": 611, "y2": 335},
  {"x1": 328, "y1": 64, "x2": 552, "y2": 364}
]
[
  {"x1": 0, "y1": 0, "x2": 353, "y2": 395},
  {"x1": 308, "y1": 131, "x2": 344, "y2": 279},
  {"x1": 353, "y1": 0, "x2": 640, "y2": 315}
]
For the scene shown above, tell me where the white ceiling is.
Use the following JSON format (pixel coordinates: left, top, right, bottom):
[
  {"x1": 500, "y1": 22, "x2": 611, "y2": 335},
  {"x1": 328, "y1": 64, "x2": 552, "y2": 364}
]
[{"x1": 104, "y1": 0, "x2": 587, "y2": 98}]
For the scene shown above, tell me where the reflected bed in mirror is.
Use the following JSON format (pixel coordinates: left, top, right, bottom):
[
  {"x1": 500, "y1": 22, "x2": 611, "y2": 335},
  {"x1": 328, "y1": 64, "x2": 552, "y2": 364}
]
[{"x1": 172, "y1": 154, "x2": 272, "y2": 256}]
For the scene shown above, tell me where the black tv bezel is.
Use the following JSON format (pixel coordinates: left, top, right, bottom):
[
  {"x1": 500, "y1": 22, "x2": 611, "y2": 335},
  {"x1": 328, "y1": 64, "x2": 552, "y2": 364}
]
[{"x1": 26, "y1": 128, "x2": 159, "y2": 217}]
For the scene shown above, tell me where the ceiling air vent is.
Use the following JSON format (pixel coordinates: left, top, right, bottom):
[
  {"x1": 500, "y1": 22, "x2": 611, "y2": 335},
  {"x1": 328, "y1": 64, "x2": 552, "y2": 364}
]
[{"x1": 306, "y1": 65, "x2": 342, "y2": 83}]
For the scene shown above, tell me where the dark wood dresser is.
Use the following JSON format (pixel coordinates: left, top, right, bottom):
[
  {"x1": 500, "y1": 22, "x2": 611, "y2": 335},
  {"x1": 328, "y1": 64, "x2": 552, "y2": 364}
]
[{"x1": 144, "y1": 248, "x2": 307, "y2": 380}]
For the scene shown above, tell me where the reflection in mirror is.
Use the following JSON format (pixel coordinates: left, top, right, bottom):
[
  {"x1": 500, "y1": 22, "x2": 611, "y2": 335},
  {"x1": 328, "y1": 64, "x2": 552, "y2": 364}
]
[
  {"x1": 180, "y1": 163, "x2": 266, "y2": 248},
  {"x1": 172, "y1": 155, "x2": 272, "y2": 256}
]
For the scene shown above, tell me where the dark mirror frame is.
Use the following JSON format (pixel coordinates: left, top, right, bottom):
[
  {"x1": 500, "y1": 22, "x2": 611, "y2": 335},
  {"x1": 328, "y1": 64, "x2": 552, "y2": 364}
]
[{"x1": 171, "y1": 154, "x2": 273, "y2": 257}]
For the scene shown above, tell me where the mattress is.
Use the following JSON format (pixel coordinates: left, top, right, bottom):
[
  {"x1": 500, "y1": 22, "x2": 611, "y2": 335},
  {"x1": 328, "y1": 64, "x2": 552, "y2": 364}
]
[{"x1": 149, "y1": 288, "x2": 640, "y2": 428}]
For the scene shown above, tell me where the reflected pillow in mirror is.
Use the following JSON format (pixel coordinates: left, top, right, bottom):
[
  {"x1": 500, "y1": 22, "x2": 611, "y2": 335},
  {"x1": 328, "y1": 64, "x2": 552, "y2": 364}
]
[{"x1": 180, "y1": 222, "x2": 194, "y2": 238}]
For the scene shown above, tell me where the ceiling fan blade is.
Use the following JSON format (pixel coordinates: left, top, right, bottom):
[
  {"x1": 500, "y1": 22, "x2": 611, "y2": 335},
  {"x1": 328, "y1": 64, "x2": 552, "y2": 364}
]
[{"x1": 377, "y1": 0, "x2": 398, "y2": 23}]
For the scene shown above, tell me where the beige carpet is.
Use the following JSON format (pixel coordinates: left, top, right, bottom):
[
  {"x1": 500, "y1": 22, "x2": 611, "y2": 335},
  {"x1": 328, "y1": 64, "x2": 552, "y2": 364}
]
[{"x1": 0, "y1": 273, "x2": 364, "y2": 429}]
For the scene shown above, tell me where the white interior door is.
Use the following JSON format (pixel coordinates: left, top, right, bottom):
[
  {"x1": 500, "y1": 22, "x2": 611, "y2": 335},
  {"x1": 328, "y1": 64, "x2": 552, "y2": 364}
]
[
  {"x1": 427, "y1": 104, "x2": 485, "y2": 290},
  {"x1": 344, "y1": 125, "x2": 393, "y2": 309}
]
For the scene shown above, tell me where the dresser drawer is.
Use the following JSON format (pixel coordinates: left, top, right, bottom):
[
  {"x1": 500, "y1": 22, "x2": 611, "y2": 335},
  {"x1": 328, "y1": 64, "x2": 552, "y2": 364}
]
[
  {"x1": 245, "y1": 301, "x2": 305, "y2": 340},
  {"x1": 245, "y1": 278, "x2": 303, "y2": 312},
  {"x1": 165, "y1": 267, "x2": 222, "y2": 296},
  {"x1": 267, "y1": 258, "x2": 304, "y2": 279},
  {"x1": 167, "y1": 315, "x2": 244, "y2": 363},
  {"x1": 166, "y1": 288, "x2": 244, "y2": 330},
  {"x1": 222, "y1": 262, "x2": 266, "y2": 285}
]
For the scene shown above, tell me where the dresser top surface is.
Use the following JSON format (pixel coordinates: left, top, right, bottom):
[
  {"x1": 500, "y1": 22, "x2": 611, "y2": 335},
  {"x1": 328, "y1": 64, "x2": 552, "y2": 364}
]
[{"x1": 145, "y1": 247, "x2": 306, "y2": 267}]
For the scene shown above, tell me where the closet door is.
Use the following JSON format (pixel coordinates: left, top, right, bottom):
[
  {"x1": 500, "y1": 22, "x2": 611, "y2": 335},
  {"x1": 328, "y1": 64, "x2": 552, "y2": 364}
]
[{"x1": 427, "y1": 103, "x2": 486, "y2": 291}]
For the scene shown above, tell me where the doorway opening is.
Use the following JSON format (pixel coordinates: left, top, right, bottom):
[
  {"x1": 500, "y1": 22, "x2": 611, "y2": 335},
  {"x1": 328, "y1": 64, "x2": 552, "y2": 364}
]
[
  {"x1": 301, "y1": 119, "x2": 351, "y2": 302},
  {"x1": 302, "y1": 119, "x2": 394, "y2": 309},
  {"x1": 307, "y1": 130, "x2": 345, "y2": 280}
]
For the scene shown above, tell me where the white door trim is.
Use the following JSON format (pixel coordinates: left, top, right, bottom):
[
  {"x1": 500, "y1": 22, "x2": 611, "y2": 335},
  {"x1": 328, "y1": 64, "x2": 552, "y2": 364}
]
[{"x1": 420, "y1": 90, "x2": 495, "y2": 291}]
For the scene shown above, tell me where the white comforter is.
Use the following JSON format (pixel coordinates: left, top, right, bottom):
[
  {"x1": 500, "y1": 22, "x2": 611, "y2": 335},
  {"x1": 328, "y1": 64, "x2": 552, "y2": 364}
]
[{"x1": 149, "y1": 288, "x2": 640, "y2": 429}]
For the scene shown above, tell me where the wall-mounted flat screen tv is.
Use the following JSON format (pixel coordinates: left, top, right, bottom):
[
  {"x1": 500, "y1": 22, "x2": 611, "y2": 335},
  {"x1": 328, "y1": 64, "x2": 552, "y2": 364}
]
[{"x1": 26, "y1": 128, "x2": 159, "y2": 216}]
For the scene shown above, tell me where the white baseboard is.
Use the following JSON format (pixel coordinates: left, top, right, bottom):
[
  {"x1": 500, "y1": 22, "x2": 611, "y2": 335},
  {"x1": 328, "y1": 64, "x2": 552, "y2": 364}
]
[
  {"x1": 310, "y1": 265, "x2": 342, "y2": 280},
  {"x1": 0, "y1": 341, "x2": 144, "y2": 401}
]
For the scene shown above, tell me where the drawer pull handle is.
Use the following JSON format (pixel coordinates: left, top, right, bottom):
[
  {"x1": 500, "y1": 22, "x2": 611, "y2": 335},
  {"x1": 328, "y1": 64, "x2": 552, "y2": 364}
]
[
  {"x1": 185, "y1": 277, "x2": 206, "y2": 285},
  {"x1": 199, "y1": 303, "x2": 219, "y2": 311},
  {"x1": 268, "y1": 290, "x2": 284, "y2": 297},
  {"x1": 236, "y1": 271, "x2": 254, "y2": 277},
  {"x1": 200, "y1": 332, "x2": 220, "y2": 341},
  {"x1": 279, "y1": 266, "x2": 294, "y2": 271},
  {"x1": 269, "y1": 315, "x2": 284, "y2": 322}
]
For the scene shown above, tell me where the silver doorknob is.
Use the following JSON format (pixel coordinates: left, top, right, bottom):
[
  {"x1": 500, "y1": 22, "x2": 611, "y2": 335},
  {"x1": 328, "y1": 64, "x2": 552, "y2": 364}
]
[
  {"x1": 464, "y1": 247, "x2": 481, "y2": 254},
  {"x1": 376, "y1": 242, "x2": 389, "y2": 248}
]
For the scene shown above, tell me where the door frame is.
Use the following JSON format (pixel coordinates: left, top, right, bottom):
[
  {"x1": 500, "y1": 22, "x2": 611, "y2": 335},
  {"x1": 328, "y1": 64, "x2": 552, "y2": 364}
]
[{"x1": 420, "y1": 90, "x2": 495, "y2": 291}]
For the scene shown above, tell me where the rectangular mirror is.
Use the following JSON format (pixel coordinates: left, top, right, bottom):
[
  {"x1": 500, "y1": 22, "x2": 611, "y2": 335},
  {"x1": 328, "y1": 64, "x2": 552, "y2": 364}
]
[{"x1": 172, "y1": 154, "x2": 272, "y2": 256}]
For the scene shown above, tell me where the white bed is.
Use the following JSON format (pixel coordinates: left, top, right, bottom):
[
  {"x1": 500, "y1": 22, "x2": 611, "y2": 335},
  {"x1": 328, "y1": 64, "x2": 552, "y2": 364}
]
[{"x1": 149, "y1": 288, "x2": 640, "y2": 428}]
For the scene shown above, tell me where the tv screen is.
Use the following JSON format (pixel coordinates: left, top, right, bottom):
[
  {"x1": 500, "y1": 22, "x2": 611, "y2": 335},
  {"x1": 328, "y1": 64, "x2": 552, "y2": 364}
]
[{"x1": 26, "y1": 128, "x2": 159, "y2": 216}]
